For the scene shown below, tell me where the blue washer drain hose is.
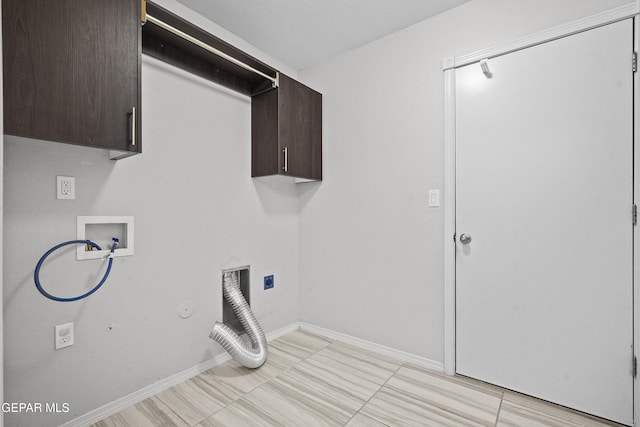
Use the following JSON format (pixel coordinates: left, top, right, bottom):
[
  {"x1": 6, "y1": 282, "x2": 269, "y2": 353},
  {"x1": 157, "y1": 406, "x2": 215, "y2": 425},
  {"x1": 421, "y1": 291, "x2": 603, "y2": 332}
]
[{"x1": 34, "y1": 238, "x2": 118, "y2": 302}]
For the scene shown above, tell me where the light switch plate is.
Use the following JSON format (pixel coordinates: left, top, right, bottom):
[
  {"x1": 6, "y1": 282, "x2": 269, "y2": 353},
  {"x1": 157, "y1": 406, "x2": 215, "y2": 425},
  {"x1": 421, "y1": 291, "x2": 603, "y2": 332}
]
[{"x1": 428, "y1": 189, "x2": 440, "y2": 207}]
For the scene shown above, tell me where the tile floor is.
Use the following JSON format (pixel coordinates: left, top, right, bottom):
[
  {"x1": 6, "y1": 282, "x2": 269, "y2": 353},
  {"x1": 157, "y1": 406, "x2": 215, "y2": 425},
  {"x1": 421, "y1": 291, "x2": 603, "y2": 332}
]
[{"x1": 93, "y1": 329, "x2": 624, "y2": 427}]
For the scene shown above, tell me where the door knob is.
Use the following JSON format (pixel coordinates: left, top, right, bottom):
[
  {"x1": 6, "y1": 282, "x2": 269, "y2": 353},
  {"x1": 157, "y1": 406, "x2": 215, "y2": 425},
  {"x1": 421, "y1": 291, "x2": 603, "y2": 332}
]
[{"x1": 459, "y1": 233, "x2": 472, "y2": 244}]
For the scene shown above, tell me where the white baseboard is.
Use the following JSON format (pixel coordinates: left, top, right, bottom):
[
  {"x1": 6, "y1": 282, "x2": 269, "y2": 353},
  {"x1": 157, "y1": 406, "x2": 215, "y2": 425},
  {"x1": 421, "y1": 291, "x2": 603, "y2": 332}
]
[
  {"x1": 61, "y1": 322, "x2": 300, "y2": 427},
  {"x1": 62, "y1": 321, "x2": 441, "y2": 426},
  {"x1": 298, "y1": 322, "x2": 444, "y2": 373},
  {"x1": 264, "y1": 322, "x2": 301, "y2": 341}
]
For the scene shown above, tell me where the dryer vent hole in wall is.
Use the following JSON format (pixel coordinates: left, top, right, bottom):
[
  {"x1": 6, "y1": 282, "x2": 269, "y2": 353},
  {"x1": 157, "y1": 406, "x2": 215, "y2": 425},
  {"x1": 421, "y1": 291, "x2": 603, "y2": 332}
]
[
  {"x1": 222, "y1": 267, "x2": 250, "y2": 334},
  {"x1": 210, "y1": 269, "x2": 268, "y2": 368}
]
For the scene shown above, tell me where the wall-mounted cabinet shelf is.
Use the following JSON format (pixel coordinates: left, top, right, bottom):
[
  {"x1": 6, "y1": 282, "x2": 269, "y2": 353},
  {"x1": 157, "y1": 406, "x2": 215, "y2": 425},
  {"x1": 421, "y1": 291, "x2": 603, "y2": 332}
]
[
  {"x1": 142, "y1": 1, "x2": 322, "y2": 181},
  {"x1": 3, "y1": 0, "x2": 322, "y2": 177},
  {"x1": 142, "y1": 2, "x2": 277, "y2": 97},
  {"x1": 2, "y1": 0, "x2": 142, "y2": 155}
]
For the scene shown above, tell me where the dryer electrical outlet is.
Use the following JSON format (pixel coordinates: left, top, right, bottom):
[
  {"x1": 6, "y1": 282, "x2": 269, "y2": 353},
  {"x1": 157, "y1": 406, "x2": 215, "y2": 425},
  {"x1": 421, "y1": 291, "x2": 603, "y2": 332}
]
[{"x1": 264, "y1": 275, "x2": 274, "y2": 290}]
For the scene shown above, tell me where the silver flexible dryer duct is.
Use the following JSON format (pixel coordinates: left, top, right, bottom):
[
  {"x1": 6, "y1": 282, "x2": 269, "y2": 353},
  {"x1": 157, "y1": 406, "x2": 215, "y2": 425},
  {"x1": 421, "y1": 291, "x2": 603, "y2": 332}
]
[{"x1": 209, "y1": 271, "x2": 268, "y2": 368}]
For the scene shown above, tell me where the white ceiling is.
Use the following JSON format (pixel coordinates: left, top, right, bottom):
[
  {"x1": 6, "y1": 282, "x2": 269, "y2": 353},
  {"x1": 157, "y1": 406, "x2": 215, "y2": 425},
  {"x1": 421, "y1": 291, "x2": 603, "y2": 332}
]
[{"x1": 176, "y1": 0, "x2": 471, "y2": 70}]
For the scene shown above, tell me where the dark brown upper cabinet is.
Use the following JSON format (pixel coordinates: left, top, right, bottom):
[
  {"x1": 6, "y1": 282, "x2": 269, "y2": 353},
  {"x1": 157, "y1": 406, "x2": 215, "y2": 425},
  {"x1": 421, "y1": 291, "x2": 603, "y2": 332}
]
[
  {"x1": 142, "y1": 2, "x2": 322, "y2": 181},
  {"x1": 2, "y1": 0, "x2": 141, "y2": 155},
  {"x1": 252, "y1": 74, "x2": 322, "y2": 181}
]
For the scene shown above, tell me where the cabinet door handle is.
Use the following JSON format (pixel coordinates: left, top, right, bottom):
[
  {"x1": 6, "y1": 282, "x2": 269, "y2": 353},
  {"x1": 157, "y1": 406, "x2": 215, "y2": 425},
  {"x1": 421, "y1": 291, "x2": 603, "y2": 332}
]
[
  {"x1": 283, "y1": 147, "x2": 288, "y2": 172},
  {"x1": 130, "y1": 107, "x2": 137, "y2": 147}
]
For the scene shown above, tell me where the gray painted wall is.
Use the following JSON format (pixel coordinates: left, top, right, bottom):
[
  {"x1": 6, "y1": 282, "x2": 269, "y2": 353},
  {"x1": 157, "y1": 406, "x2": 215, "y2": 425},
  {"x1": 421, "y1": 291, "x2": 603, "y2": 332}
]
[
  {"x1": 297, "y1": 0, "x2": 629, "y2": 362},
  {"x1": 2, "y1": 0, "x2": 632, "y2": 426},
  {"x1": 3, "y1": 54, "x2": 300, "y2": 426}
]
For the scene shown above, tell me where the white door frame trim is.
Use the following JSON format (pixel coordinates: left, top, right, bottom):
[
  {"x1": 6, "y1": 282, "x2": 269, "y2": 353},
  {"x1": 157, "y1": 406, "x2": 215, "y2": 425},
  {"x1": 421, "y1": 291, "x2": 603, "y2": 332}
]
[
  {"x1": 633, "y1": 10, "x2": 639, "y2": 427},
  {"x1": 443, "y1": 3, "x2": 637, "y2": 71},
  {"x1": 443, "y1": 2, "x2": 639, "y2": 424}
]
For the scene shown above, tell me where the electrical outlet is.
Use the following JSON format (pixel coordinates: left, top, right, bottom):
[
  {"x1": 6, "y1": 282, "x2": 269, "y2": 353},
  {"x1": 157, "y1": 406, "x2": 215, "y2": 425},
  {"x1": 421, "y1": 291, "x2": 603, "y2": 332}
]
[
  {"x1": 55, "y1": 322, "x2": 74, "y2": 350},
  {"x1": 264, "y1": 275, "x2": 274, "y2": 290},
  {"x1": 57, "y1": 176, "x2": 76, "y2": 200}
]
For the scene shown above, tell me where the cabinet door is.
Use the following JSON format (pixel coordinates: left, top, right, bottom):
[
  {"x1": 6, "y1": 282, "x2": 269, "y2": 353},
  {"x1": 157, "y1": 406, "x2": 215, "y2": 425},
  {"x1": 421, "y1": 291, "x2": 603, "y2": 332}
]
[
  {"x1": 251, "y1": 88, "x2": 280, "y2": 177},
  {"x1": 278, "y1": 74, "x2": 322, "y2": 180},
  {"x1": 3, "y1": 0, "x2": 141, "y2": 152}
]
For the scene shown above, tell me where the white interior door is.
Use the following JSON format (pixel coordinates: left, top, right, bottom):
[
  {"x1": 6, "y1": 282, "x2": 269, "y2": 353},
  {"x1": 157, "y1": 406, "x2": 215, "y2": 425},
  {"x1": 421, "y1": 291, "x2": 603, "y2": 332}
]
[{"x1": 455, "y1": 19, "x2": 634, "y2": 425}]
